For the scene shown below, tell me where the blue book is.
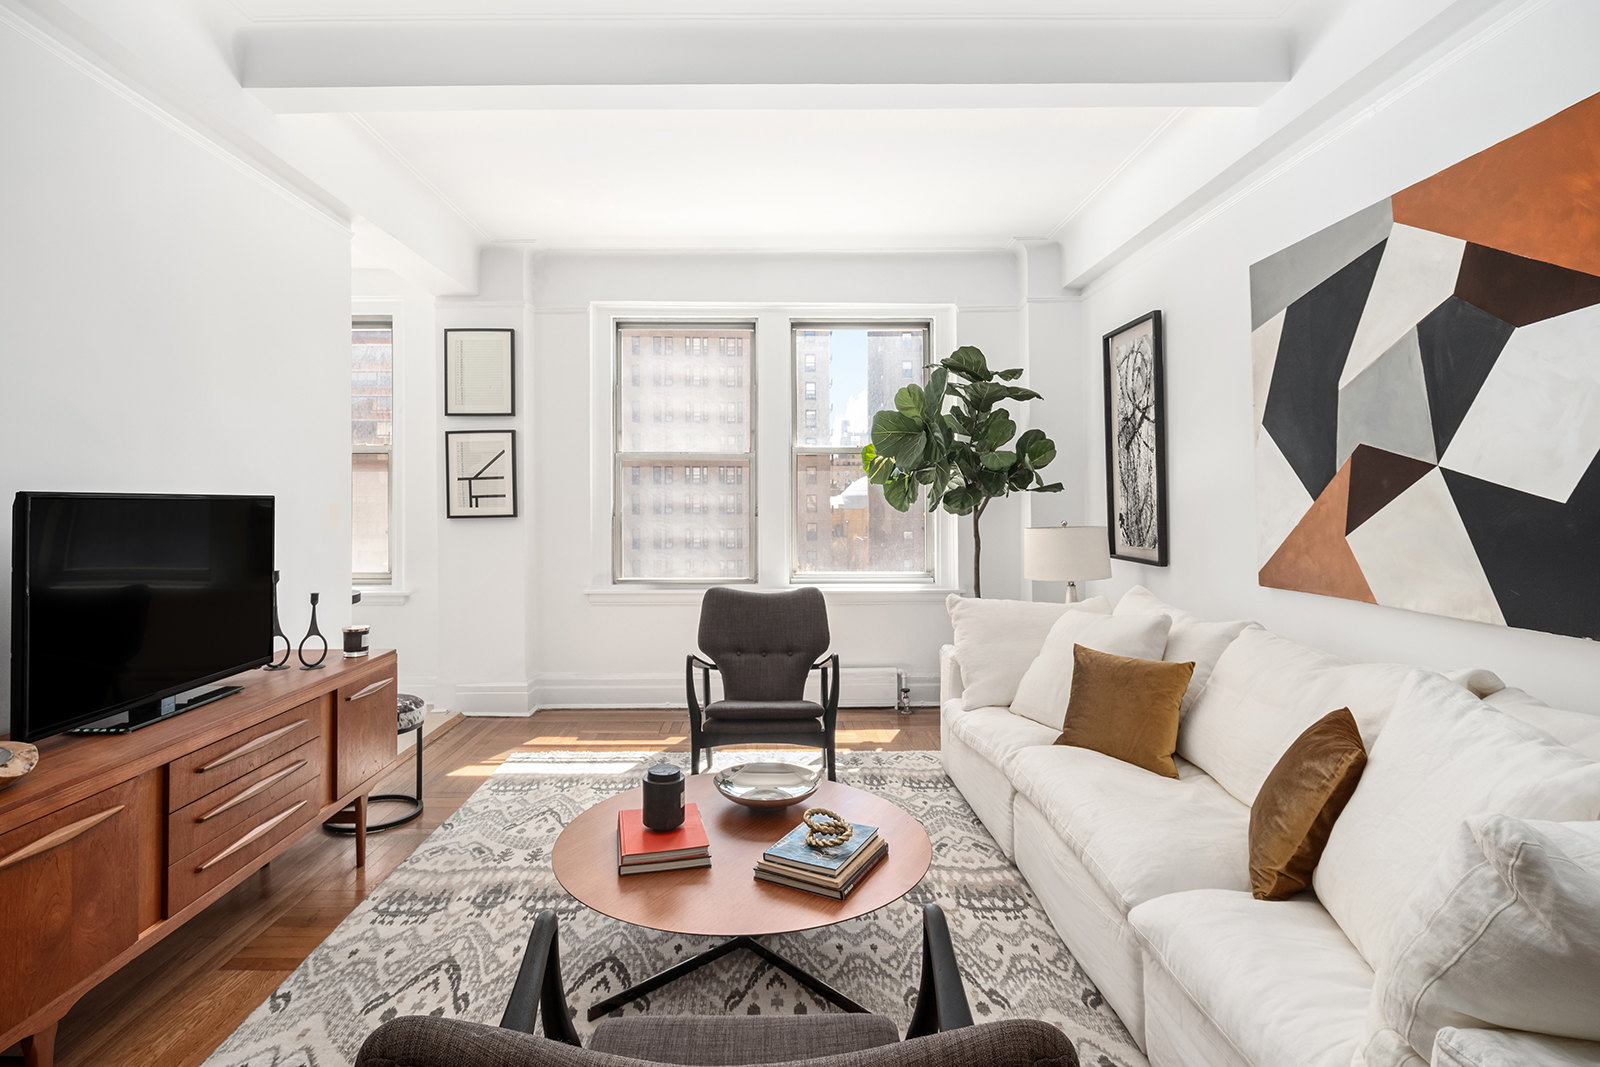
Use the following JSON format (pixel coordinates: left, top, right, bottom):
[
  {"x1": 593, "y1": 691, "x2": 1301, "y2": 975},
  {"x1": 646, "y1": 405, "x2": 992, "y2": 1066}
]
[{"x1": 763, "y1": 821, "x2": 880, "y2": 875}]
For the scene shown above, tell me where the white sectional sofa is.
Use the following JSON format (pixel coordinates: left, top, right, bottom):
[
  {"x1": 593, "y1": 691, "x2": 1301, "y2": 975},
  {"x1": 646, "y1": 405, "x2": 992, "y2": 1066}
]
[{"x1": 939, "y1": 587, "x2": 1600, "y2": 1067}]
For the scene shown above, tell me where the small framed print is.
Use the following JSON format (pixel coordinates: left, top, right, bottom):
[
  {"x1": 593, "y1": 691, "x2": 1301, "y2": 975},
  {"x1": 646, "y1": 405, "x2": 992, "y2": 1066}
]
[
  {"x1": 446, "y1": 430, "x2": 517, "y2": 518},
  {"x1": 1102, "y1": 310, "x2": 1168, "y2": 566},
  {"x1": 444, "y1": 329, "x2": 514, "y2": 416}
]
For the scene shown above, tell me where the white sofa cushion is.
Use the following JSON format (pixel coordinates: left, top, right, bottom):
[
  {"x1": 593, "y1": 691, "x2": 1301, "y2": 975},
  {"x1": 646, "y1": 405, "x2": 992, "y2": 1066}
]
[
  {"x1": 1009, "y1": 611, "x2": 1173, "y2": 731},
  {"x1": 946, "y1": 593, "x2": 1110, "y2": 710},
  {"x1": 1432, "y1": 1027, "x2": 1600, "y2": 1067},
  {"x1": 1131, "y1": 889, "x2": 1374, "y2": 1067},
  {"x1": 1362, "y1": 814, "x2": 1600, "y2": 1067},
  {"x1": 1179, "y1": 626, "x2": 1414, "y2": 805},
  {"x1": 1006, "y1": 745, "x2": 1251, "y2": 913},
  {"x1": 1315, "y1": 670, "x2": 1600, "y2": 969},
  {"x1": 941, "y1": 700, "x2": 1060, "y2": 774},
  {"x1": 1112, "y1": 585, "x2": 1259, "y2": 715},
  {"x1": 1484, "y1": 686, "x2": 1600, "y2": 760}
]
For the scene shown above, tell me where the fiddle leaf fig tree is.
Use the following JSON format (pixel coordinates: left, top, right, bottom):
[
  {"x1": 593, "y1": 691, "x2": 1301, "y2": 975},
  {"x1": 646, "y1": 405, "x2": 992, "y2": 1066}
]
[{"x1": 862, "y1": 345, "x2": 1062, "y2": 597}]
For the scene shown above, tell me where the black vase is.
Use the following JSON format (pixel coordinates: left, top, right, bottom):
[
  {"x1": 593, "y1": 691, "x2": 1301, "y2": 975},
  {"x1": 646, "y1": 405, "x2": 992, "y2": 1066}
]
[{"x1": 642, "y1": 764, "x2": 685, "y2": 831}]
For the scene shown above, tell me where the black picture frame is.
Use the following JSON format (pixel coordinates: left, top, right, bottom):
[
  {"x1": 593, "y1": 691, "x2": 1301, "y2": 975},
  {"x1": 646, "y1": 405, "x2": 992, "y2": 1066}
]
[
  {"x1": 445, "y1": 429, "x2": 518, "y2": 518},
  {"x1": 444, "y1": 328, "x2": 515, "y2": 416},
  {"x1": 1102, "y1": 310, "x2": 1168, "y2": 566}
]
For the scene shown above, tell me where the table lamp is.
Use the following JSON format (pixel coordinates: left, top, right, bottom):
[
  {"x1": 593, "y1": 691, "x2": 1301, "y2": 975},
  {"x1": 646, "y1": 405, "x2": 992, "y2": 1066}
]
[{"x1": 1023, "y1": 524, "x2": 1112, "y2": 603}]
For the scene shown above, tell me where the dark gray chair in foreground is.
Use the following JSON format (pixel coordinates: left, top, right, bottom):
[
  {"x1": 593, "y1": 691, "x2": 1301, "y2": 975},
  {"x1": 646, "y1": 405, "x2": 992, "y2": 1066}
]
[
  {"x1": 354, "y1": 905, "x2": 1078, "y2": 1067},
  {"x1": 686, "y1": 586, "x2": 840, "y2": 780}
]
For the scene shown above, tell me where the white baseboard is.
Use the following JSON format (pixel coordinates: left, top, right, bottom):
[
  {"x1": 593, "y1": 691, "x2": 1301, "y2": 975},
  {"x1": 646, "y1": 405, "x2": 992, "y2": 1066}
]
[
  {"x1": 396, "y1": 675, "x2": 439, "y2": 705},
  {"x1": 455, "y1": 681, "x2": 536, "y2": 717}
]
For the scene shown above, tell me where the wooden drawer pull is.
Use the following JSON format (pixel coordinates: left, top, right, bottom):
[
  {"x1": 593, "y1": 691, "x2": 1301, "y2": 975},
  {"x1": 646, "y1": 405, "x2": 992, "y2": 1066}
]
[
  {"x1": 196, "y1": 801, "x2": 306, "y2": 871},
  {"x1": 197, "y1": 761, "x2": 309, "y2": 822},
  {"x1": 347, "y1": 678, "x2": 394, "y2": 702},
  {"x1": 197, "y1": 720, "x2": 308, "y2": 772},
  {"x1": 0, "y1": 806, "x2": 125, "y2": 870}
]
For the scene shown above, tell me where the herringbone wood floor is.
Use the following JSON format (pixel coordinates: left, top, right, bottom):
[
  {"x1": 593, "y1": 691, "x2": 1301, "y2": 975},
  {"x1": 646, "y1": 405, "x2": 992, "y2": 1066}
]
[{"x1": 21, "y1": 708, "x2": 937, "y2": 1067}]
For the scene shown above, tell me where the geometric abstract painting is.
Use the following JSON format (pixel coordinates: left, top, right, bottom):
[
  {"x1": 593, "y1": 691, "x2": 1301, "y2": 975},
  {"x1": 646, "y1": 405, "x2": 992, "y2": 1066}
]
[{"x1": 1250, "y1": 91, "x2": 1600, "y2": 639}]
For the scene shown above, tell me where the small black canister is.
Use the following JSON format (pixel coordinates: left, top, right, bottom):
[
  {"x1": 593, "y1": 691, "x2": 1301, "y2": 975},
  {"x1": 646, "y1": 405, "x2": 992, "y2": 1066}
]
[{"x1": 641, "y1": 763, "x2": 686, "y2": 831}]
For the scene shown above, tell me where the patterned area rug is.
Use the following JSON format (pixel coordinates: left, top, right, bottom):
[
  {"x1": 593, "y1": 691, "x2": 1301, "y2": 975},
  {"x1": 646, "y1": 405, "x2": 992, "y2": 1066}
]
[{"x1": 202, "y1": 750, "x2": 1146, "y2": 1067}]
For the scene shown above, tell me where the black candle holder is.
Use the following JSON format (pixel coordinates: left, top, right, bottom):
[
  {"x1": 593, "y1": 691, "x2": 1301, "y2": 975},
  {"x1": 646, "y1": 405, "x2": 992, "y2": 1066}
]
[
  {"x1": 265, "y1": 570, "x2": 292, "y2": 670},
  {"x1": 298, "y1": 592, "x2": 328, "y2": 670}
]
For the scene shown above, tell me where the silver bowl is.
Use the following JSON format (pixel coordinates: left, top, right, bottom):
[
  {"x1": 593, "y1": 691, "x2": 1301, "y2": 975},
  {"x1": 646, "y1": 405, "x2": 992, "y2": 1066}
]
[{"x1": 713, "y1": 761, "x2": 823, "y2": 809}]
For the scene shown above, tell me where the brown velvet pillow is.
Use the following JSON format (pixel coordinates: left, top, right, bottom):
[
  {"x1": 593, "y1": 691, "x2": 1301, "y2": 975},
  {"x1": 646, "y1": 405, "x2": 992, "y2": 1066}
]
[
  {"x1": 1055, "y1": 644, "x2": 1194, "y2": 778},
  {"x1": 1249, "y1": 708, "x2": 1368, "y2": 900}
]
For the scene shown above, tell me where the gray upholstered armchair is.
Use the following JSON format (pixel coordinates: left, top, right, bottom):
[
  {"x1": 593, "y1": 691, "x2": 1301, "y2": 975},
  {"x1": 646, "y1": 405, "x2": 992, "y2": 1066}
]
[
  {"x1": 353, "y1": 905, "x2": 1079, "y2": 1067},
  {"x1": 686, "y1": 586, "x2": 839, "y2": 780}
]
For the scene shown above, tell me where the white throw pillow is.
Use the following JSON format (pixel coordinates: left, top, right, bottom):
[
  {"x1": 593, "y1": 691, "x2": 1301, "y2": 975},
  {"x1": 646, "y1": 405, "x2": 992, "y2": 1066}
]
[
  {"x1": 1111, "y1": 585, "x2": 1259, "y2": 715},
  {"x1": 1008, "y1": 611, "x2": 1172, "y2": 731},
  {"x1": 1360, "y1": 814, "x2": 1600, "y2": 1067},
  {"x1": 1178, "y1": 627, "x2": 1414, "y2": 805},
  {"x1": 946, "y1": 594, "x2": 1110, "y2": 711},
  {"x1": 1484, "y1": 687, "x2": 1600, "y2": 760},
  {"x1": 1314, "y1": 670, "x2": 1600, "y2": 969}
]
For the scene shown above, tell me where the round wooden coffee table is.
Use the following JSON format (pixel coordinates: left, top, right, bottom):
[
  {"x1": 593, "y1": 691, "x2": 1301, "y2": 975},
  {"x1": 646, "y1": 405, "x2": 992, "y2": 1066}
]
[{"x1": 552, "y1": 773, "x2": 931, "y2": 1019}]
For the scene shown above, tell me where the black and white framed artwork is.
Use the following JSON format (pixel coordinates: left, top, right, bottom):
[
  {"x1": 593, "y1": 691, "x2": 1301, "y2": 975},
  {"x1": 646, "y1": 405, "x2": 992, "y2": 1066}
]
[
  {"x1": 446, "y1": 429, "x2": 517, "y2": 518},
  {"x1": 1102, "y1": 311, "x2": 1169, "y2": 565},
  {"x1": 444, "y1": 329, "x2": 515, "y2": 416}
]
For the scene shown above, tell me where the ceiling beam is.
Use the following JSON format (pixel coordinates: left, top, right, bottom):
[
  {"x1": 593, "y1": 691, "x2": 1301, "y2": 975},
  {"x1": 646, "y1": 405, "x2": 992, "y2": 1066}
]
[{"x1": 241, "y1": 18, "x2": 1290, "y2": 111}]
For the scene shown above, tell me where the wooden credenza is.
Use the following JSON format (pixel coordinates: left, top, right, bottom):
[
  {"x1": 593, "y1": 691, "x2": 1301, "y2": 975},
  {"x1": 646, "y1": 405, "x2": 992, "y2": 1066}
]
[{"x1": 0, "y1": 651, "x2": 400, "y2": 1067}]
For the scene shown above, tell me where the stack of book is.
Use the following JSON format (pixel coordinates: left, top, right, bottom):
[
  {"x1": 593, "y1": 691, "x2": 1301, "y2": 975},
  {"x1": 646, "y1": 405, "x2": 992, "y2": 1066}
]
[
  {"x1": 754, "y1": 820, "x2": 888, "y2": 899},
  {"x1": 617, "y1": 804, "x2": 711, "y2": 875}
]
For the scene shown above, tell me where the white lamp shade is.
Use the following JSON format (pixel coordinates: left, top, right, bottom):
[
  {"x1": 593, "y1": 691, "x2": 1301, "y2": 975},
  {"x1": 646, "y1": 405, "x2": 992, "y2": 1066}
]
[{"x1": 1023, "y1": 526, "x2": 1113, "y2": 582}]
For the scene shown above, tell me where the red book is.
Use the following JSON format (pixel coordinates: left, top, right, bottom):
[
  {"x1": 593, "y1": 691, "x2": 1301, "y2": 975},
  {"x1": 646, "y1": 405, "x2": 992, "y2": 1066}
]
[{"x1": 618, "y1": 804, "x2": 710, "y2": 863}]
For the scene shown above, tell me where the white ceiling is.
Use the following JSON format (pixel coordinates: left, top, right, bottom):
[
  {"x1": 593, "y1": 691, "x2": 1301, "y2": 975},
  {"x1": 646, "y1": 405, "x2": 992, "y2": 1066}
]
[
  {"x1": 70, "y1": 0, "x2": 1368, "y2": 267},
  {"x1": 353, "y1": 106, "x2": 1200, "y2": 248}
]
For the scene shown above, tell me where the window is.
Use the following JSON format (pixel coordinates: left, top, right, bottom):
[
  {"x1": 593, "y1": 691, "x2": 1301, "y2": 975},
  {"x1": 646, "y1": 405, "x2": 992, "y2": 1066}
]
[
  {"x1": 352, "y1": 316, "x2": 393, "y2": 583},
  {"x1": 616, "y1": 323, "x2": 754, "y2": 581},
  {"x1": 791, "y1": 323, "x2": 933, "y2": 578}
]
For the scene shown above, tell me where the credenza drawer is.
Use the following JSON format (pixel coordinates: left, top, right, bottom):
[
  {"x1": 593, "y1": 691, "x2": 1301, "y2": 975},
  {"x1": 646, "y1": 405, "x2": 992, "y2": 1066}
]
[
  {"x1": 167, "y1": 778, "x2": 319, "y2": 912},
  {"x1": 168, "y1": 702, "x2": 321, "y2": 811},
  {"x1": 0, "y1": 780, "x2": 140, "y2": 1031},
  {"x1": 337, "y1": 668, "x2": 398, "y2": 796},
  {"x1": 168, "y1": 739, "x2": 323, "y2": 862}
]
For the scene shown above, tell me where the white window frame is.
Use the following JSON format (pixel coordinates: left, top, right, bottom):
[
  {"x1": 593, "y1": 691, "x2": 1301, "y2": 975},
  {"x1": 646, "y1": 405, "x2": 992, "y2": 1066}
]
[
  {"x1": 587, "y1": 303, "x2": 957, "y2": 599},
  {"x1": 351, "y1": 306, "x2": 402, "y2": 590}
]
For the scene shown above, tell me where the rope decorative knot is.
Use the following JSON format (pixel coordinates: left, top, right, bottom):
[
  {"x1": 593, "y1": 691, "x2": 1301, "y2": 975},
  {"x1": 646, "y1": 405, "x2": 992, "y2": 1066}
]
[{"x1": 801, "y1": 807, "x2": 853, "y2": 849}]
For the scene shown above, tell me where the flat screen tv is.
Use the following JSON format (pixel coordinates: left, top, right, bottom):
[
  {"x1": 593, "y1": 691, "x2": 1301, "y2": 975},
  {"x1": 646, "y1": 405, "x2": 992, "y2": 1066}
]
[{"x1": 10, "y1": 492, "x2": 275, "y2": 742}]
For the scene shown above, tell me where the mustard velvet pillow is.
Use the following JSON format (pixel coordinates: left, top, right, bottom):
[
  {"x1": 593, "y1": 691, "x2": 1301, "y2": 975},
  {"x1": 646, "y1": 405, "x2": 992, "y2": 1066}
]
[
  {"x1": 1249, "y1": 707, "x2": 1368, "y2": 900},
  {"x1": 1055, "y1": 644, "x2": 1194, "y2": 778}
]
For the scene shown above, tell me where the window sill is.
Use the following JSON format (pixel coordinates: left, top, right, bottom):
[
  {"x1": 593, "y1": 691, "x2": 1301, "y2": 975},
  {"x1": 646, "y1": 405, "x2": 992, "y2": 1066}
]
[
  {"x1": 354, "y1": 587, "x2": 412, "y2": 606},
  {"x1": 585, "y1": 585, "x2": 958, "y2": 607}
]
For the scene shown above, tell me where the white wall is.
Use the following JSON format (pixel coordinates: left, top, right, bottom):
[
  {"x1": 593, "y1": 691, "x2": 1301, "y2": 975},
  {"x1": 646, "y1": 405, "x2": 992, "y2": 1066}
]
[
  {"x1": 362, "y1": 247, "x2": 1083, "y2": 712},
  {"x1": 0, "y1": 19, "x2": 352, "y2": 735},
  {"x1": 1071, "y1": 0, "x2": 1600, "y2": 712}
]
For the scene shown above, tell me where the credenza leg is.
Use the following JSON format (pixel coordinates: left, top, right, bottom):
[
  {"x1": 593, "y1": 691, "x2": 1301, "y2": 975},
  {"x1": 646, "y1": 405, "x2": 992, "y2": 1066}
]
[
  {"x1": 22, "y1": 1021, "x2": 57, "y2": 1067},
  {"x1": 354, "y1": 794, "x2": 368, "y2": 868}
]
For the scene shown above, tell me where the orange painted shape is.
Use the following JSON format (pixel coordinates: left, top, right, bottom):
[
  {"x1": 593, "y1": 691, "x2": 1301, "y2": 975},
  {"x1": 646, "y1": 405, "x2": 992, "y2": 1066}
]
[
  {"x1": 1392, "y1": 92, "x2": 1600, "y2": 278},
  {"x1": 1259, "y1": 457, "x2": 1377, "y2": 604}
]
